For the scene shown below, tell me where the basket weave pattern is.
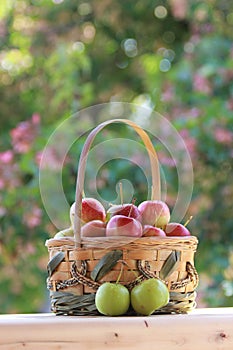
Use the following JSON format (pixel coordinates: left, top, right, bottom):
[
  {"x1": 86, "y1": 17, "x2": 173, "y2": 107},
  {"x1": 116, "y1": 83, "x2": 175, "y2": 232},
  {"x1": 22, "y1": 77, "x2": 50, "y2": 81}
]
[
  {"x1": 46, "y1": 119, "x2": 199, "y2": 315},
  {"x1": 46, "y1": 236, "x2": 198, "y2": 314}
]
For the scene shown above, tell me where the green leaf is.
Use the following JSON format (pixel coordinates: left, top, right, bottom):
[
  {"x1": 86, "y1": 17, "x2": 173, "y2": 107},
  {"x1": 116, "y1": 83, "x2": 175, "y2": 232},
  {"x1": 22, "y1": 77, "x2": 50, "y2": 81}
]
[
  {"x1": 90, "y1": 250, "x2": 123, "y2": 282},
  {"x1": 160, "y1": 251, "x2": 181, "y2": 280},
  {"x1": 47, "y1": 252, "x2": 65, "y2": 277},
  {"x1": 50, "y1": 292, "x2": 97, "y2": 316}
]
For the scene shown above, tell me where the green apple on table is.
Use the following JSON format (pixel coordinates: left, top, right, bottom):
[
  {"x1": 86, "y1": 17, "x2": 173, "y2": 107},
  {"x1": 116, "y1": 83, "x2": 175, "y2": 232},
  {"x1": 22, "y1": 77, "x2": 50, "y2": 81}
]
[
  {"x1": 95, "y1": 282, "x2": 130, "y2": 316},
  {"x1": 131, "y1": 278, "x2": 169, "y2": 316}
]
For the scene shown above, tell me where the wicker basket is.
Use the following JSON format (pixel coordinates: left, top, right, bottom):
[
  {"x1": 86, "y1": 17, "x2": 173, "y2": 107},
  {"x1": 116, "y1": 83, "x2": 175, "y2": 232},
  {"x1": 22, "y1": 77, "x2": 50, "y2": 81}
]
[{"x1": 46, "y1": 118, "x2": 198, "y2": 316}]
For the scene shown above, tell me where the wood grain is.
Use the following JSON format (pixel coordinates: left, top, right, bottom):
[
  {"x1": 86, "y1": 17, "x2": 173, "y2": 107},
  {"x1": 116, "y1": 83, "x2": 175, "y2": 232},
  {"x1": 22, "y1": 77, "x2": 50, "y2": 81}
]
[{"x1": 0, "y1": 309, "x2": 232, "y2": 350}]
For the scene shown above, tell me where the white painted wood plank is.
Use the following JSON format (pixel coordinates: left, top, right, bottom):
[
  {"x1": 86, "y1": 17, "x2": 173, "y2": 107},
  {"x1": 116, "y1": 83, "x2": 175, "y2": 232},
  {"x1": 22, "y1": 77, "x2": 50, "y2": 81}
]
[{"x1": 0, "y1": 309, "x2": 232, "y2": 350}]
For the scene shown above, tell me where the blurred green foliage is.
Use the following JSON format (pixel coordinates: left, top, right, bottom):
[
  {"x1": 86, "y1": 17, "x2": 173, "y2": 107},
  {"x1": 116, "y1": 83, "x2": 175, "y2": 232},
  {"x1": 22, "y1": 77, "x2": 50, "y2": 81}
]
[{"x1": 0, "y1": 0, "x2": 233, "y2": 312}]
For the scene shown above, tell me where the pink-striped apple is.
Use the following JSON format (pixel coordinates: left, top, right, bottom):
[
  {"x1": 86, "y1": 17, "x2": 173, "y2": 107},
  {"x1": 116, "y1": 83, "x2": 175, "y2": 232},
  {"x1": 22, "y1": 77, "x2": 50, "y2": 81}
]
[
  {"x1": 81, "y1": 220, "x2": 106, "y2": 237},
  {"x1": 142, "y1": 225, "x2": 166, "y2": 237},
  {"x1": 70, "y1": 198, "x2": 106, "y2": 226},
  {"x1": 82, "y1": 198, "x2": 106, "y2": 223},
  {"x1": 107, "y1": 204, "x2": 141, "y2": 221},
  {"x1": 165, "y1": 223, "x2": 191, "y2": 236},
  {"x1": 106, "y1": 215, "x2": 143, "y2": 237},
  {"x1": 138, "y1": 200, "x2": 170, "y2": 228}
]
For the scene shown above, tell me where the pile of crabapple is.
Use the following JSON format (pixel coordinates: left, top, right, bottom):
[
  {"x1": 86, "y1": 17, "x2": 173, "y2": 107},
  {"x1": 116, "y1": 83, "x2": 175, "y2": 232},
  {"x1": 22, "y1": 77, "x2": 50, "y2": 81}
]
[{"x1": 65, "y1": 195, "x2": 192, "y2": 238}]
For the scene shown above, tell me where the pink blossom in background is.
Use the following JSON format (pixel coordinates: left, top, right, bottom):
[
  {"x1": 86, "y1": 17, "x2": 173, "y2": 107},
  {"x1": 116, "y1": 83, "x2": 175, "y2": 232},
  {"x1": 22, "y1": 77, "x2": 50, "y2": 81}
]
[
  {"x1": 218, "y1": 68, "x2": 233, "y2": 84},
  {"x1": 169, "y1": 0, "x2": 188, "y2": 19},
  {"x1": 156, "y1": 125, "x2": 197, "y2": 167},
  {"x1": 0, "y1": 204, "x2": 6, "y2": 217},
  {"x1": 226, "y1": 97, "x2": 233, "y2": 111},
  {"x1": 161, "y1": 83, "x2": 175, "y2": 102},
  {"x1": 193, "y1": 73, "x2": 212, "y2": 95},
  {"x1": 23, "y1": 205, "x2": 42, "y2": 229},
  {"x1": 159, "y1": 151, "x2": 176, "y2": 167},
  {"x1": 179, "y1": 129, "x2": 197, "y2": 158},
  {"x1": 214, "y1": 127, "x2": 233, "y2": 146},
  {"x1": 24, "y1": 243, "x2": 36, "y2": 255},
  {"x1": 10, "y1": 113, "x2": 40, "y2": 154},
  {"x1": 0, "y1": 150, "x2": 14, "y2": 163},
  {"x1": 31, "y1": 113, "x2": 40, "y2": 125},
  {"x1": 190, "y1": 34, "x2": 201, "y2": 45},
  {"x1": 0, "y1": 150, "x2": 21, "y2": 190},
  {"x1": 36, "y1": 146, "x2": 67, "y2": 171},
  {"x1": 167, "y1": 107, "x2": 201, "y2": 121},
  {"x1": 201, "y1": 23, "x2": 214, "y2": 34},
  {"x1": 187, "y1": 107, "x2": 200, "y2": 118}
]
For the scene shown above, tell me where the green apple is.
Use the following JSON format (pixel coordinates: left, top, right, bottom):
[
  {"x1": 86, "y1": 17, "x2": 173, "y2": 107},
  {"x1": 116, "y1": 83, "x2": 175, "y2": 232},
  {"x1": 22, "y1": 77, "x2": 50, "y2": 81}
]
[
  {"x1": 54, "y1": 227, "x2": 73, "y2": 238},
  {"x1": 131, "y1": 278, "x2": 169, "y2": 316},
  {"x1": 95, "y1": 282, "x2": 130, "y2": 316}
]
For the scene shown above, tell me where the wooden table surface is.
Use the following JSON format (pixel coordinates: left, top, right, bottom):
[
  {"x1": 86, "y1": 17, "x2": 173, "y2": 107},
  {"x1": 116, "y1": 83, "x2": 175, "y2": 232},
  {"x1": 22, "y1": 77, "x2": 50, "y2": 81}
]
[{"x1": 0, "y1": 308, "x2": 232, "y2": 350}]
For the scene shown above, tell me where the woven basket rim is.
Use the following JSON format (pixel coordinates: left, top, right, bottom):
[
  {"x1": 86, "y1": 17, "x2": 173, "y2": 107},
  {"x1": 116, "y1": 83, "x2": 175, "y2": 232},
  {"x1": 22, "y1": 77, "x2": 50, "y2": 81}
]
[{"x1": 45, "y1": 235, "x2": 198, "y2": 251}]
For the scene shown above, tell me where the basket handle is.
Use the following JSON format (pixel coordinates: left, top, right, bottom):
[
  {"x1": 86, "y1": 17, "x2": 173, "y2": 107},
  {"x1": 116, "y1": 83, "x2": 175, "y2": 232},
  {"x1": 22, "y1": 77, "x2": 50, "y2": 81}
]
[{"x1": 74, "y1": 118, "x2": 161, "y2": 247}]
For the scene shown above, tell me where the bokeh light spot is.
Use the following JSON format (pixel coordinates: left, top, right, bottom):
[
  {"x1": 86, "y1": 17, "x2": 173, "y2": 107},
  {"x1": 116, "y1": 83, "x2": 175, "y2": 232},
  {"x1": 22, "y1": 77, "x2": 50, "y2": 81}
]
[
  {"x1": 159, "y1": 59, "x2": 171, "y2": 72},
  {"x1": 83, "y1": 23, "x2": 96, "y2": 41},
  {"x1": 154, "y1": 6, "x2": 168, "y2": 19},
  {"x1": 78, "y1": 3, "x2": 92, "y2": 16},
  {"x1": 52, "y1": 0, "x2": 64, "y2": 4},
  {"x1": 184, "y1": 42, "x2": 194, "y2": 53},
  {"x1": 122, "y1": 38, "x2": 138, "y2": 58},
  {"x1": 72, "y1": 41, "x2": 85, "y2": 52},
  {"x1": 163, "y1": 31, "x2": 175, "y2": 43}
]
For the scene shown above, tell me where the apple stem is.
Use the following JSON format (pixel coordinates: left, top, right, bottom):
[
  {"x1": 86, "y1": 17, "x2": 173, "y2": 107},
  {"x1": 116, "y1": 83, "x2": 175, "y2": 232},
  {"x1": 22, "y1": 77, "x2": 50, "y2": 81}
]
[
  {"x1": 151, "y1": 185, "x2": 154, "y2": 200},
  {"x1": 131, "y1": 197, "x2": 136, "y2": 205},
  {"x1": 116, "y1": 262, "x2": 124, "y2": 284},
  {"x1": 184, "y1": 215, "x2": 193, "y2": 227},
  {"x1": 128, "y1": 197, "x2": 136, "y2": 217},
  {"x1": 119, "y1": 260, "x2": 138, "y2": 279},
  {"x1": 119, "y1": 182, "x2": 123, "y2": 206},
  {"x1": 128, "y1": 206, "x2": 133, "y2": 218}
]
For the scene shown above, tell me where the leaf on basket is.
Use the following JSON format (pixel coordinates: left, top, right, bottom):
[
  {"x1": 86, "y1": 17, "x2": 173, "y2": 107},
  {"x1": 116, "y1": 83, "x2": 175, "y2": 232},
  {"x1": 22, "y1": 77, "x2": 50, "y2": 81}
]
[
  {"x1": 50, "y1": 291, "x2": 97, "y2": 315},
  {"x1": 47, "y1": 252, "x2": 65, "y2": 277},
  {"x1": 160, "y1": 251, "x2": 181, "y2": 280},
  {"x1": 90, "y1": 250, "x2": 123, "y2": 281}
]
